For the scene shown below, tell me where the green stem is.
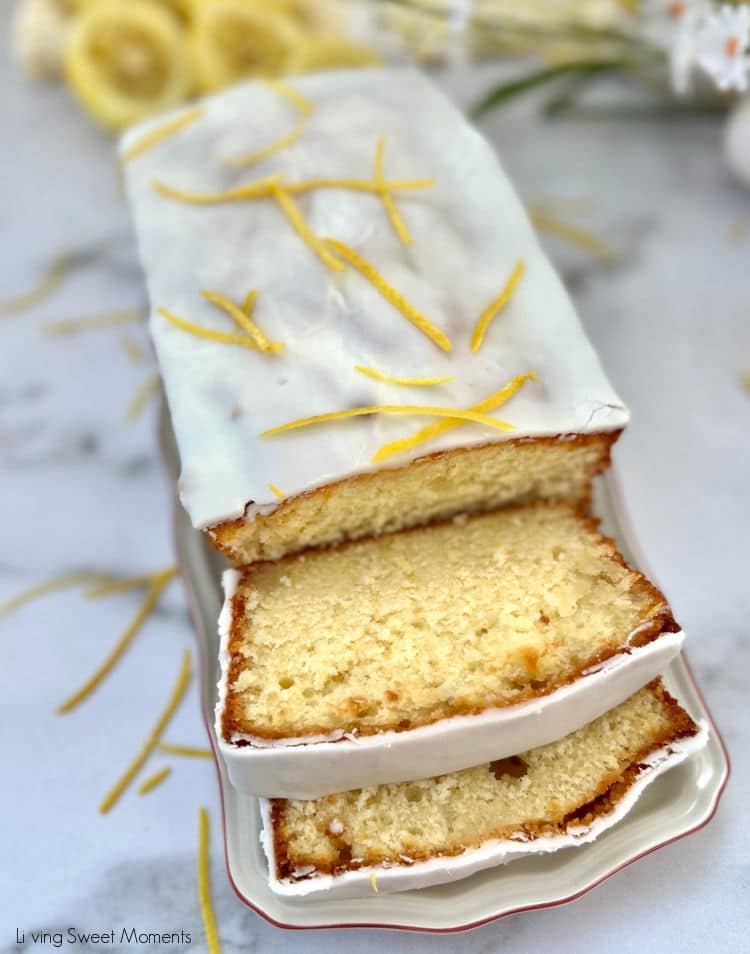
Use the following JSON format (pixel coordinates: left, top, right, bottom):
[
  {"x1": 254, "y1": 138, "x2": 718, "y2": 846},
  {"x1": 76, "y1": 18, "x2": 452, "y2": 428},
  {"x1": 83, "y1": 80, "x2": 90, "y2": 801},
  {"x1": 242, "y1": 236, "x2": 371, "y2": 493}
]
[{"x1": 471, "y1": 61, "x2": 624, "y2": 118}]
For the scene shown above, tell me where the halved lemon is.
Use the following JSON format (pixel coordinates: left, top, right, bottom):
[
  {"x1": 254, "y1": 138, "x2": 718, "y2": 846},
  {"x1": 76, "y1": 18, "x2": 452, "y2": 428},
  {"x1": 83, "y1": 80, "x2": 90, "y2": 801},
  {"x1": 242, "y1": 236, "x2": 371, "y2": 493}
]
[
  {"x1": 188, "y1": 0, "x2": 301, "y2": 92},
  {"x1": 64, "y1": 0, "x2": 191, "y2": 129},
  {"x1": 286, "y1": 34, "x2": 381, "y2": 74}
]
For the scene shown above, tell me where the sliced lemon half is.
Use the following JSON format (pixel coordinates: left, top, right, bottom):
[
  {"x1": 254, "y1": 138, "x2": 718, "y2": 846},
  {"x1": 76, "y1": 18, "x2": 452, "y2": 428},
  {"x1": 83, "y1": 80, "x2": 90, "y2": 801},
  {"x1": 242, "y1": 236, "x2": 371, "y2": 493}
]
[
  {"x1": 189, "y1": 0, "x2": 301, "y2": 92},
  {"x1": 287, "y1": 34, "x2": 382, "y2": 74},
  {"x1": 64, "y1": 0, "x2": 191, "y2": 129}
]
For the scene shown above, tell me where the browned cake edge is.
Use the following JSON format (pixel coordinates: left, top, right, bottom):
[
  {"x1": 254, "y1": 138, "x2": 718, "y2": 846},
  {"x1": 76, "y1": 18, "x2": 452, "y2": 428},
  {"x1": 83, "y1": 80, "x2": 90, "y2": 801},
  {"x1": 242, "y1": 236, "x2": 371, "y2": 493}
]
[
  {"x1": 270, "y1": 680, "x2": 699, "y2": 879},
  {"x1": 208, "y1": 430, "x2": 620, "y2": 565},
  {"x1": 220, "y1": 499, "x2": 680, "y2": 742}
]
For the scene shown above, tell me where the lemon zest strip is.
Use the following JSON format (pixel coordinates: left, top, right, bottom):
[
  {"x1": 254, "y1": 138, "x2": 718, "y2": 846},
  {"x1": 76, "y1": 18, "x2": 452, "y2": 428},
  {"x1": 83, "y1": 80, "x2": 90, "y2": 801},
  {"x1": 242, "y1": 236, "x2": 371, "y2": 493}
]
[
  {"x1": 201, "y1": 290, "x2": 283, "y2": 352},
  {"x1": 119, "y1": 332, "x2": 148, "y2": 365},
  {"x1": 242, "y1": 289, "x2": 258, "y2": 316},
  {"x1": 370, "y1": 872, "x2": 379, "y2": 894},
  {"x1": 121, "y1": 107, "x2": 205, "y2": 165},
  {"x1": 355, "y1": 366, "x2": 454, "y2": 387},
  {"x1": 137, "y1": 766, "x2": 172, "y2": 795},
  {"x1": 99, "y1": 649, "x2": 191, "y2": 815},
  {"x1": 286, "y1": 177, "x2": 435, "y2": 195},
  {"x1": 470, "y1": 259, "x2": 525, "y2": 353},
  {"x1": 158, "y1": 307, "x2": 260, "y2": 351},
  {"x1": 225, "y1": 116, "x2": 307, "y2": 167},
  {"x1": 323, "y1": 238, "x2": 451, "y2": 351},
  {"x1": 45, "y1": 308, "x2": 142, "y2": 335},
  {"x1": 198, "y1": 808, "x2": 222, "y2": 954},
  {"x1": 528, "y1": 209, "x2": 619, "y2": 263},
  {"x1": 262, "y1": 406, "x2": 512, "y2": 438},
  {"x1": 0, "y1": 254, "x2": 73, "y2": 316},
  {"x1": 374, "y1": 137, "x2": 413, "y2": 244},
  {"x1": 274, "y1": 187, "x2": 344, "y2": 272},
  {"x1": 0, "y1": 572, "x2": 115, "y2": 620},
  {"x1": 85, "y1": 568, "x2": 174, "y2": 600},
  {"x1": 58, "y1": 567, "x2": 177, "y2": 716},
  {"x1": 152, "y1": 176, "x2": 433, "y2": 205},
  {"x1": 152, "y1": 173, "x2": 283, "y2": 204},
  {"x1": 268, "y1": 484, "x2": 286, "y2": 499},
  {"x1": 125, "y1": 374, "x2": 160, "y2": 423},
  {"x1": 371, "y1": 372, "x2": 536, "y2": 464},
  {"x1": 157, "y1": 742, "x2": 212, "y2": 759},
  {"x1": 264, "y1": 78, "x2": 313, "y2": 116}
]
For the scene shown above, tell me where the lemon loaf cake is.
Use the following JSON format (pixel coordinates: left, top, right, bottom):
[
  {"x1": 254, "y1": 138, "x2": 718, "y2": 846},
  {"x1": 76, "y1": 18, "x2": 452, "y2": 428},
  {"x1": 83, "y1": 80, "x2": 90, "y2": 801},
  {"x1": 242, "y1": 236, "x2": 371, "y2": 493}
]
[
  {"x1": 217, "y1": 503, "x2": 684, "y2": 797},
  {"x1": 262, "y1": 681, "x2": 706, "y2": 898},
  {"x1": 122, "y1": 68, "x2": 628, "y2": 565}
]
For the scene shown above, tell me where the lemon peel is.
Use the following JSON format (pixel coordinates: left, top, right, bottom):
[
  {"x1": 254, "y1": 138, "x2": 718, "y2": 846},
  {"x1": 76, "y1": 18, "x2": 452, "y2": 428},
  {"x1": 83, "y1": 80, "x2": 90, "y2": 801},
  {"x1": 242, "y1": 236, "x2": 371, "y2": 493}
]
[
  {"x1": 99, "y1": 649, "x2": 191, "y2": 814},
  {"x1": 371, "y1": 372, "x2": 536, "y2": 463},
  {"x1": 323, "y1": 238, "x2": 451, "y2": 351},
  {"x1": 470, "y1": 259, "x2": 525, "y2": 353}
]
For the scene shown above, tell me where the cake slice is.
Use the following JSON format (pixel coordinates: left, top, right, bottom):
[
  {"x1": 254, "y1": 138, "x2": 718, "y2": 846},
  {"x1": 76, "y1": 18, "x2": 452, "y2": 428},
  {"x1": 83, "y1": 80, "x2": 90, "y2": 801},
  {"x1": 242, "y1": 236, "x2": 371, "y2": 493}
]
[
  {"x1": 262, "y1": 681, "x2": 706, "y2": 898},
  {"x1": 217, "y1": 503, "x2": 684, "y2": 797},
  {"x1": 121, "y1": 68, "x2": 628, "y2": 565}
]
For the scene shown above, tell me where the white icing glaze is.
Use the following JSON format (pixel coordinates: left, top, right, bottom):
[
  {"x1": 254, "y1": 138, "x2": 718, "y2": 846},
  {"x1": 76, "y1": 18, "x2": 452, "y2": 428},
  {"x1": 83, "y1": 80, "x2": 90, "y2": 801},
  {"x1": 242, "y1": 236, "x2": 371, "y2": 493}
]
[
  {"x1": 259, "y1": 724, "x2": 709, "y2": 899},
  {"x1": 215, "y1": 570, "x2": 685, "y2": 798},
  {"x1": 121, "y1": 68, "x2": 629, "y2": 529}
]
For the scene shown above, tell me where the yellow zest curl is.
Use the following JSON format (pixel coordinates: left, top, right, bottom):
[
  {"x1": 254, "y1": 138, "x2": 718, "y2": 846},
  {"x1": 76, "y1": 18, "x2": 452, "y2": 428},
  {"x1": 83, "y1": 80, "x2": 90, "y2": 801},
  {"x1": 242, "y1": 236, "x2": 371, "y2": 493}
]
[
  {"x1": 529, "y1": 209, "x2": 619, "y2": 263},
  {"x1": 370, "y1": 871, "x2": 379, "y2": 894},
  {"x1": 58, "y1": 567, "x2": 177, "y2": 715},
  {"x1": 274, "y1": 187, "x2": 344, "y2": 272},
  {"x1": 125, "y1": 374, "x2": 160, "y2": 423},
  {"x1": 121, "y1": 107, "x2": 205, "y2": 165},
  {"x1": 157, "y1": 742, "x2": 212, "y2": 760},
  {"x1": 152, "y1": 175, "x2": 433, "y2": 205},
  {"x1": 355, "y1": 366, "x2": 453, "y2": 387},
  {"x1": 0, "y1": 254, "x2": 73, "y2": 316},
  {"x1": 99, "y1": 649, "x2": 191, "y2": 814},
  {"x1": 84, "y1": 568, "x2": 175, "y2": 600},
  {"x1": 286, "y1": 177, "x2": 435, "y2": 195},
  {"x1": 158, "y1": 307, "x2": 260, "y2": 351},
  {"x1": 201, "y1": 290, "x2": 283, "y2": 353},
  {"x1": 323, "y1": 238, "x2": 451, "y2": 352},
  {"x1": 152, "y1": 173, "x2": 283, "y2": 204},
  {"x1": 45, "y1": 308, "x2": 142, "y2": 335},
  {"x1": 371, "y1": 372, "x2": 536, "y2": 463},
  {"x1": 225, "y1": 116, "x2": 306, "y2": 166},
  {"x1": 374, "y1": 137, "x2": 413, "y2": 244},
  {"x1": 262, "y1": 405, "x2": 512, "y2": 438},
  {"x1": 242, "y1": 289, "x2": 258, "y2": 316},
  {"x1": 470, "y1": 259, "x2": 525, "y2": 353},
  {"x1": 137, "y1": 766, "x2": 172, "y2": 795},
  {"x1": 264, "y1": 78, "x2": 313, "y2": 116},
  {"x1": 0, "y1": 572, "x2": 114, "y2": 620},
  {"x1": 198, "y1": 808, "x2": 222, "y2": 954},
  {"x1": 119, "y1": 333, "x2": 148, "y2": 365},
  {"x1": 268, "y1": 484, "x2": 286, "y2": 499}
]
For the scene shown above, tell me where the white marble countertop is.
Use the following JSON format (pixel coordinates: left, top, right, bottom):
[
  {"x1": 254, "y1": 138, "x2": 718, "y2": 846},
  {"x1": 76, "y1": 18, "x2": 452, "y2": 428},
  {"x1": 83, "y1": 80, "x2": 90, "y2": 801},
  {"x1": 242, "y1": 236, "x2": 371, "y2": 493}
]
[{"x1": 1, "y1": 19, "x2": 747, "y2": 954}]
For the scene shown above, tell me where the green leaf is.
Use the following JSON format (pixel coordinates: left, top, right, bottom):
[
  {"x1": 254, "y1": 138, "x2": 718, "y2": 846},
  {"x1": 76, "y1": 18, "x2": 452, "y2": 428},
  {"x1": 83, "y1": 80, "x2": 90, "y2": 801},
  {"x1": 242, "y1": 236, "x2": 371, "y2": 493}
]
[{"x1": 471, "y1": 61, "x2": 622, "y2": 118}]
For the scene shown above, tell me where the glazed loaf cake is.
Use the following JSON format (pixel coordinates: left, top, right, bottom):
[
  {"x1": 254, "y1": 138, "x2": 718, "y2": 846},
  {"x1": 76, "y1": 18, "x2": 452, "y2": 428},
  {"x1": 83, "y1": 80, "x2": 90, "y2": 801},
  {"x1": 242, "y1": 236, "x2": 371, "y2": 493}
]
[
  {"x1": 263, "y1": 681, "x2": 706, "y2": 898},
  {"x1": 217, "y1": 503, "x2": 684, "y2": 796},
  {"x1": 121, "y1": 68, "x2": 628, "y2": 565}
]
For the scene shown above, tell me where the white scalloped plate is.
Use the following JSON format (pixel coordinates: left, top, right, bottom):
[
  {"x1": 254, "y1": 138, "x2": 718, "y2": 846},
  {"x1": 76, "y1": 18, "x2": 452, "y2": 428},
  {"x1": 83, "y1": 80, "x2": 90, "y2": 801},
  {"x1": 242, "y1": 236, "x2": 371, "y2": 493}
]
[{"x1": 160, "y1": 405, "x2": 729, "y2": 933}]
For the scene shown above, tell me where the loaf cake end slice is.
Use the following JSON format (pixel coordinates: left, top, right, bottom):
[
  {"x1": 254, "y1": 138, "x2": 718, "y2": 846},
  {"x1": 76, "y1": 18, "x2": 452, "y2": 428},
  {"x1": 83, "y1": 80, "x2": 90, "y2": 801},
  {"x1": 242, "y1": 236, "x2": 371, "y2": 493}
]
[{"x1": 264, "y1": 681, "x2": 705, "y2": 897}]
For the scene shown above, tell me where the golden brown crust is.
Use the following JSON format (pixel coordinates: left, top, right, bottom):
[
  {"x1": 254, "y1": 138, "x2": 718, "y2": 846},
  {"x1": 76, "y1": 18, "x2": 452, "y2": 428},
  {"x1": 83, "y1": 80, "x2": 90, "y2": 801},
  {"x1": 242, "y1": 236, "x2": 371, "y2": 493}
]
[
  {"x1": 220, "y1": 499, "x2": 679, "y2": 742},
  {"x1": 208, "y1": 430, "x2": 620, "y2": 565},
  {"x1": 271, "y1": 680, "x2": 699, "y2": 880}
]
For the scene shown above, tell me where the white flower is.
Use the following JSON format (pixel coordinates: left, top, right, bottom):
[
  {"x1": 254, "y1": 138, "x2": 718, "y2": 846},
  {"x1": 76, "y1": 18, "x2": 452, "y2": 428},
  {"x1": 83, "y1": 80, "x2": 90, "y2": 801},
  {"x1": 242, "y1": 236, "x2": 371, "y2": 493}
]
[
  {"x1": 694, "y1": 4, "x2": 750, "y2": 92},
  {"x1": 637, "y1": 0, "x2": 710, "y2": 94}
]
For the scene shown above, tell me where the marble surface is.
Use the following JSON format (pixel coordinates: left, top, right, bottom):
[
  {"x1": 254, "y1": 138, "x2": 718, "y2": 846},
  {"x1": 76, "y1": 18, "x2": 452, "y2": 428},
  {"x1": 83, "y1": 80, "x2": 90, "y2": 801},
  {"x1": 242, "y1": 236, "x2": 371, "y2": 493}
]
[{"x1": 1, "y1": 20, "x2": 748, "y2": 954}]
